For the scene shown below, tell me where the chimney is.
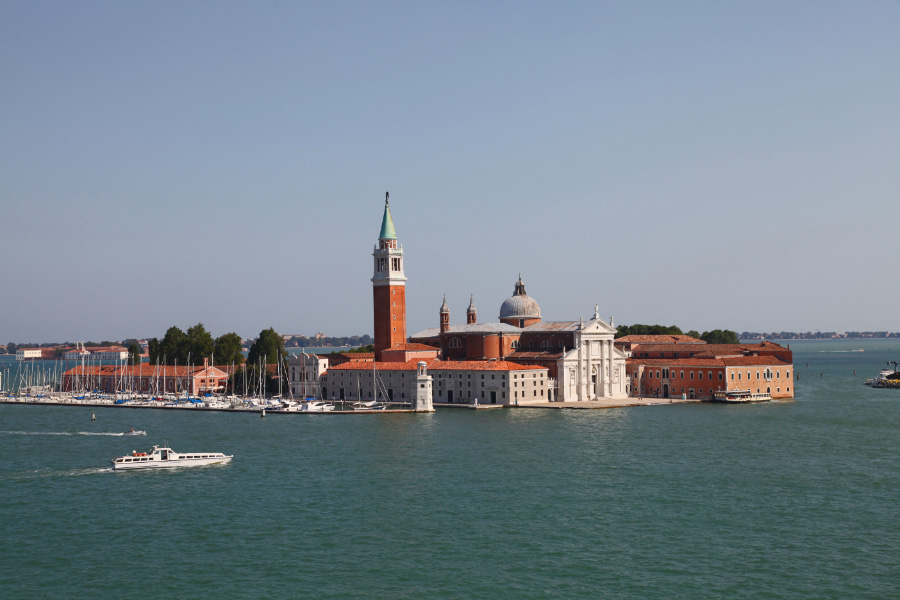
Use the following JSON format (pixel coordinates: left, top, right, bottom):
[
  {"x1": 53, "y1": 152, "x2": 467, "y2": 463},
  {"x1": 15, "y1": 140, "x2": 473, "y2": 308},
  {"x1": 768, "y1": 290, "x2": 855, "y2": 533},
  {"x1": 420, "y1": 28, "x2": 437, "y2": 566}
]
[{"x1": 203, "y1": 357, "x2": 209, "y2": 369}]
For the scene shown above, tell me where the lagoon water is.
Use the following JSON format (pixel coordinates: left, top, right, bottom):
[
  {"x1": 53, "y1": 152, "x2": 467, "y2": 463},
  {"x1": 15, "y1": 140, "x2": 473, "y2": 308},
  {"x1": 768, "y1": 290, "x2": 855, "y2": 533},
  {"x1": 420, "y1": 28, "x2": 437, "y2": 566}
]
[{"x1": 2, "y1": 340, "x2": 899, "y2": 599}]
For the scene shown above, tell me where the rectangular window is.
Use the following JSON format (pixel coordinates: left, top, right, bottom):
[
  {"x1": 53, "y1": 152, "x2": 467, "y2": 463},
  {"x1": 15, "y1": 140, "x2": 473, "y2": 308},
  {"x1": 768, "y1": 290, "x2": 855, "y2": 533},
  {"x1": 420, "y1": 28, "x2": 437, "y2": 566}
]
[{"x1": 690, "y1": 371, "x2": 694, "y2": 380}]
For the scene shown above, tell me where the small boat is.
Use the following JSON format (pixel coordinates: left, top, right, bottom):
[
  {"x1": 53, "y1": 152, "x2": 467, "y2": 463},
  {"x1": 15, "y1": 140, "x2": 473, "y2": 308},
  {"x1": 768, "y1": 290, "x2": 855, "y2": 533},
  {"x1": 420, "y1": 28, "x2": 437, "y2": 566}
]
[
  {"x1": 301, "y1": 400, "x2": 335, "y2": 412},
  {"x1": 111, "y1": 445, "x2": 233, "y2": 470},
  {"x1": 123, "y1": 428, "x2": 146, "y2": 436},
  {"x1": 352, "y1": 400, "x2": 388, "y2": 411},
  {"x1": 709, "y1": 390, "x2": 772, "y2": 403}
]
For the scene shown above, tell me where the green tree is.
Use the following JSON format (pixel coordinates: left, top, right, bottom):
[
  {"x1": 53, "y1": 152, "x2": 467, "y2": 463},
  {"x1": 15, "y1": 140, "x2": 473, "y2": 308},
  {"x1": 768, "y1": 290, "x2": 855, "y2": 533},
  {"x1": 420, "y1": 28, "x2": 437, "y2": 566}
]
[
  {"x1": 159, "y1": 326, "x2": 187, "y2": 365},
  {"x1": 700, "y1": 329, "x2": 739, "y2": 344},
  {"x1": 147, "y1": 338, "x2": 161, "y2": 364},
  {"x1": 614, "y1": 324, "x2": 683, "y2": 338},
  {"x1": 685, "y1": 330, "x2": 701, "y2": 339},
  {"x1": 127, "y1": 342, "x2": 143, "y2": 365},
  {"x1": 214, "y1": 333, "x2": 245, "y2": 366},
  {"x1": 247, "y1": 327, "x2": 287, "y2": 366},
  {"x1": 6, "y1": 342, "x2": 17, "y2": 355},
  {"x1": 185, "y1": 323, "x2": 214, "y2": 365}
]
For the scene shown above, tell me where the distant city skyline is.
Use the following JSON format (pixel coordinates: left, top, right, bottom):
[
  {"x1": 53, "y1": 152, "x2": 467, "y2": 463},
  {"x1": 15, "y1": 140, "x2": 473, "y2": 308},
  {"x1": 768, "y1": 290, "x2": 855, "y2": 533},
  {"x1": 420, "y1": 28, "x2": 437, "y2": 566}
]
[{"x1": 2, "y1": 1, "x2": 899, "y2": 343}]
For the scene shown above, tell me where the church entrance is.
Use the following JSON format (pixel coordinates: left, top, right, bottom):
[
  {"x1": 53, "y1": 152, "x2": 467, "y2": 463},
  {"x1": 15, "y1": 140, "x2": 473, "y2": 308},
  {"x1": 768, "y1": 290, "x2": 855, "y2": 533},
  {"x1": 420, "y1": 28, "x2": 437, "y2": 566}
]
[{"x1": 663, "y1": 384, "x2": 669, "y2": 398}]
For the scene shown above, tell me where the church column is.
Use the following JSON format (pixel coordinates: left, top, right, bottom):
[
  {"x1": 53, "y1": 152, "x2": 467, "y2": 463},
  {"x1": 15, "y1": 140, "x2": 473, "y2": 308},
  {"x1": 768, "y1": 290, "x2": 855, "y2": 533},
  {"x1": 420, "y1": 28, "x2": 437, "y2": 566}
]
[
  {"x1": 585, "y1": 338, "x2": 593, "y2": 401},
  {"x1": 606, "y1": 340, "x2": 615, "y2": 396},
  {"x1": 597, "y1": 339, "x2": 605, "y2": 398}
]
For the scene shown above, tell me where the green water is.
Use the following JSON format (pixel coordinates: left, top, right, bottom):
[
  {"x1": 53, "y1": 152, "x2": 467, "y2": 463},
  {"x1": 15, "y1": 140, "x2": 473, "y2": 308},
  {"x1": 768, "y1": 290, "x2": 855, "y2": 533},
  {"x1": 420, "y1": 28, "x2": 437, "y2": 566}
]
[{"x1": 1, "y1": 340, "x2": 898, "y2": 599}]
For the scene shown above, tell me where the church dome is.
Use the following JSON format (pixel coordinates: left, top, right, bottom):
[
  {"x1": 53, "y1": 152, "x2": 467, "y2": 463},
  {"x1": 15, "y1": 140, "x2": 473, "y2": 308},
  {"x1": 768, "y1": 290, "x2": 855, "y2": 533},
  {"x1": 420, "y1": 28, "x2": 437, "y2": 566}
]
[{"x1": 499, "y1": 275, "x2": 541, "y2": 320}]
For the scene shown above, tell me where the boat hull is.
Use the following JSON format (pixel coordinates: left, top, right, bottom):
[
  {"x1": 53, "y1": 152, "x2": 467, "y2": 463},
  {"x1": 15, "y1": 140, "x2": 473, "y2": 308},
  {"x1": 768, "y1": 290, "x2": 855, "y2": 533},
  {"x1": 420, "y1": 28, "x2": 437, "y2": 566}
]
[{"x1": 112, "y1": 456, "x2": 232, "y2": 470}]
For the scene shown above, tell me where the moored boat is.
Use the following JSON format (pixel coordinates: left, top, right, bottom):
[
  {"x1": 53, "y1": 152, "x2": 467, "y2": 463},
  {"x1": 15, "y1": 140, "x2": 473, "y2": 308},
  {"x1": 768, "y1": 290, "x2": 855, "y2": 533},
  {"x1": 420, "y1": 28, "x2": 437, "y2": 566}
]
[{"x1": 111, "y1": 445, "x2": 232, "y2": 470}]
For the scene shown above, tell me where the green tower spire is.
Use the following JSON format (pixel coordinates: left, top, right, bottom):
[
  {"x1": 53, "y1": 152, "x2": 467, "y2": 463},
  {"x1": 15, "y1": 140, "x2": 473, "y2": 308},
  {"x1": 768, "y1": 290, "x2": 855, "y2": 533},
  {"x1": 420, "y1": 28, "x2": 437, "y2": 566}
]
[{"x1": 379, "y1": 192, "x2": 397, "y2": 240}]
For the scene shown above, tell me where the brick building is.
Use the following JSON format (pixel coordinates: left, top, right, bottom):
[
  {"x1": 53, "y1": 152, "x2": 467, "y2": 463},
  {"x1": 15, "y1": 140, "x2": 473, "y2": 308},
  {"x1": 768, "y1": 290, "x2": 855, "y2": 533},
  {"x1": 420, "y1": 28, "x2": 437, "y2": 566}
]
[{"x1": 623, "y1": 341, "x2": 794, "y2": 400}]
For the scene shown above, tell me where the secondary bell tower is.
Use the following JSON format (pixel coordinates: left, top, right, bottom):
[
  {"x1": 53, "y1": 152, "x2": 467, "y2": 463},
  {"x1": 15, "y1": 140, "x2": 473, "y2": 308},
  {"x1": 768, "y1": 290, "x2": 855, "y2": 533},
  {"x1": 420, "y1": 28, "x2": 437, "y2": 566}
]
[{"x1": 372, "y1": 192, "x2": 407, "y2": 361}]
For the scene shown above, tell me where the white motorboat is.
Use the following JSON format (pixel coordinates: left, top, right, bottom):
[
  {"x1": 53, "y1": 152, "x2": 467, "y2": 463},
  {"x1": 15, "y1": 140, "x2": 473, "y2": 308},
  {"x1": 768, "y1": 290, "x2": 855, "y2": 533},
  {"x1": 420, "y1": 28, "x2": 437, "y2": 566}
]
[
  {"x1": 111, "y1": 445, "x2": 233, "y2": 470},
  {"x1": 352, "y1": 400, "x2": 388, "y2": 411},
  {"x1": 123, "y1": 428, "x2": 146, "y2": 436},
  {"x1": 301, "y1": 400, "x2": 335, "y2": 412}
]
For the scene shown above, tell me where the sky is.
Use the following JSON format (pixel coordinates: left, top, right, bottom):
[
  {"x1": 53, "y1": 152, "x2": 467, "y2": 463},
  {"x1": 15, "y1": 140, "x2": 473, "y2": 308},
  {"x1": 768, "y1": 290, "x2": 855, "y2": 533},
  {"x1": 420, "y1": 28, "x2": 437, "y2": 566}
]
[{"x1": 2, "y1": 1, "x2": 899, "y2": 343}]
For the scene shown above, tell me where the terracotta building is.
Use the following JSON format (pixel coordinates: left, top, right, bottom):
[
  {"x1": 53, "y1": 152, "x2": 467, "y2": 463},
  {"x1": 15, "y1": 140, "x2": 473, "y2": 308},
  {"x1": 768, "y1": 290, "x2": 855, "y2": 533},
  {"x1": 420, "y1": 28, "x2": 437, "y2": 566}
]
[{"x1": 623, "y1": 341, "x2": 794, "y2": 400}]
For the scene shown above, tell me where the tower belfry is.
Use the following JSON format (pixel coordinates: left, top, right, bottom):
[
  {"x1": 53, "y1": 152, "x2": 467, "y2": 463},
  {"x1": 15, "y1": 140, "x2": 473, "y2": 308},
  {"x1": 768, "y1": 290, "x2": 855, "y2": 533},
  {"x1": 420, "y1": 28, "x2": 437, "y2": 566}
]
[{"x1": 372, "y1": 192, "x2": 407, "y2": 360}]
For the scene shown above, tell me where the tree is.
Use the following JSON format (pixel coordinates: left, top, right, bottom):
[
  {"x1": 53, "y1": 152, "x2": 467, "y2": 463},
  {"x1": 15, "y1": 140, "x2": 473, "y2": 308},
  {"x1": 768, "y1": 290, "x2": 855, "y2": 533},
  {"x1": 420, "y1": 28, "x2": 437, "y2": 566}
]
[
  {"x1": 6, "y1": 342, "x2": 17, "y2": 355},
  {"x1": 614, "y1": 324, "x2": 683, "y2": 338},
  {"x1": 147, "y1": 338, "x2": 161, "y2": 364},
  {"x1": 214, "y1": 333, "x2": 244, "y2": 366},
  {"x1": 127, "y1": 342, "x2": 143, "y2": 365},
  {"x1": 685, "y1": 330, "x2": 701, "y2": 339},
  {"x1": 247, "y1": 327, "x2": 287, "y2": 366},
  {"x1": 159, "y1": 326, "x2": 187, "y2": 365},
  {"x1": 185, "y1": 323, "x2": 214, "y2": 365},
  {"x1": 701, "y1": 329, "x2": 739, "y2": 344}
]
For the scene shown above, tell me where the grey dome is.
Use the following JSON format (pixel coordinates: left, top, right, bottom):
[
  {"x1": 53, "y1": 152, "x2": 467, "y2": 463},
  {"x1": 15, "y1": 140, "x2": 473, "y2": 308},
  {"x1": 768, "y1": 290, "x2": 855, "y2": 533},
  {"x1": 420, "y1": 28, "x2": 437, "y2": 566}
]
[{"x1": 499, "y1": 275, "x2": 541, "y2": 320}]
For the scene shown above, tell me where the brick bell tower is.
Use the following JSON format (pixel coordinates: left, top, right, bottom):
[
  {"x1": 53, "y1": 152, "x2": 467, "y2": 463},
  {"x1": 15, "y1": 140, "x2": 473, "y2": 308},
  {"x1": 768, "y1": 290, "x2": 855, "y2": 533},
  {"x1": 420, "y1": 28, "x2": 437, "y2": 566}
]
[{"x1": 372, "y1": 192, "x2": 407, "y2": 361}]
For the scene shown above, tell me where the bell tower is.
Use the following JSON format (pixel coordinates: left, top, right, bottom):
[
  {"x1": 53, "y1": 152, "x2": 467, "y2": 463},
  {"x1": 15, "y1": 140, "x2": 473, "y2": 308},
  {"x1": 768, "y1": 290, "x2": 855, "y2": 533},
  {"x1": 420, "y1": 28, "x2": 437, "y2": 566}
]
[
  {"x1": 372, "y1": 192, "x2": 407, "y2": 361},
  {"x1": 466, "y1": 295, "x2": 477, "y2": 324},
  {"x1": 440, "y1": 295, "x2": 450, "y2": 334}
]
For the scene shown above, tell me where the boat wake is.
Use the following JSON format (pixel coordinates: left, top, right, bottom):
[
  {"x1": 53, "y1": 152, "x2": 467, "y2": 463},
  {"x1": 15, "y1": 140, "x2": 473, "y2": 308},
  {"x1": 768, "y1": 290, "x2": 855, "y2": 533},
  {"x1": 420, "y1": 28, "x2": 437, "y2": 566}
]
[
  {"x1": 3, "y1": 467, "x2": 114, "y2": 481},
  {"x1": 0, "y1": 430, "x2": 142, "y2": 437}
]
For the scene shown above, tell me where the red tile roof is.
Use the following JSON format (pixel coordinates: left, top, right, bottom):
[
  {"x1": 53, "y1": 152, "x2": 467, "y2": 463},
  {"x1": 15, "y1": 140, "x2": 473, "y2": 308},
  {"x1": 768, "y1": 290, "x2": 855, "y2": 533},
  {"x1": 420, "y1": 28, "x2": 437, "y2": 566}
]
[
  {"x1": 616, "y1": 335, "x2": 705, "y2": 344},
  {"x1": 626, "y1": 357, "x2": 790, "y2": 368},
  {"x1": 388, "y1": 343, "x2": 439, "y2": 352},
  {"x1": 326, "y1": 359, "x2": 544, "y2": 373},
  {"x1": 64, "y1": 365, "x2": 229, "y2": 377}
]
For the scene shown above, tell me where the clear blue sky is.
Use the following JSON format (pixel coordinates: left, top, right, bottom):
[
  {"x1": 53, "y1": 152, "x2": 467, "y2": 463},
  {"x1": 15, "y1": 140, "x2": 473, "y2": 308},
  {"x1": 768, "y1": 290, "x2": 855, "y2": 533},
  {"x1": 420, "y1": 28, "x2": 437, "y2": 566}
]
[{"x1": 2, "y1": 1, "x2": 899, "y2": 343}]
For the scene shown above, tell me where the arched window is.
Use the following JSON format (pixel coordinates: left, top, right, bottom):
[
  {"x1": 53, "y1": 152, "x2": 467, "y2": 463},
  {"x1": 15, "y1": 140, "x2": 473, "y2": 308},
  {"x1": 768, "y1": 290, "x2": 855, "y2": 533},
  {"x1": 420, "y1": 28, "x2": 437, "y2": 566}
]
[
  {"x1": 449, "y1": 338, "x2": 462, "y2": 349},
  {"x1": 511, "y1": 340, "x2": 519, "y2": 349},
  {"x1": 540, "y1": 340, "x2": 551, "y2": 348}
]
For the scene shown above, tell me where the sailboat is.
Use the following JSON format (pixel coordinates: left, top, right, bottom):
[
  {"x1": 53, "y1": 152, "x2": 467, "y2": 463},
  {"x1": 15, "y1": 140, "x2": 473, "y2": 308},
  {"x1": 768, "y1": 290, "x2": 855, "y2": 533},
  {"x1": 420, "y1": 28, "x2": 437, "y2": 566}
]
[{"x1": 352, "y1": 362, "x2": 389, "y2": 410}]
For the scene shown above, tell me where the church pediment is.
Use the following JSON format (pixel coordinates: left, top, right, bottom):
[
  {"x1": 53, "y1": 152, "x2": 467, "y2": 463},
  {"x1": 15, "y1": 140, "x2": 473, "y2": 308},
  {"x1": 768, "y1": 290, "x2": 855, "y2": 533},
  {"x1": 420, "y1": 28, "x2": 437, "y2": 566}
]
[{"x1": 582, "y1": 318, "x2": 616, "y2": 335}]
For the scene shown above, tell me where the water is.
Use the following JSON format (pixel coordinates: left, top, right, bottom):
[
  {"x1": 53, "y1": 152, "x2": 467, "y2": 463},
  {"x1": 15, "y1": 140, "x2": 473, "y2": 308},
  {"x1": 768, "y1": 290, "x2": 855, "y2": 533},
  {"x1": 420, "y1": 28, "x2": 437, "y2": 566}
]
[{"x1": 2, "y1": 340, "x2": 899, "y2": 598}]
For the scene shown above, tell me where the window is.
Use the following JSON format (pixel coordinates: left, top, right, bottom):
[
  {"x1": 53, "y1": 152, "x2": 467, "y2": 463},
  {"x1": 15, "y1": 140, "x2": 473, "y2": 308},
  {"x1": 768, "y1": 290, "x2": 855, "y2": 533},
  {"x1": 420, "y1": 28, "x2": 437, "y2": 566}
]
[
  {"x1": 690, "y1": 371, "x2": 694, "y2": 380},
  {"x1": 449, "y1": 338, "x2": 462, "y2": 349}
]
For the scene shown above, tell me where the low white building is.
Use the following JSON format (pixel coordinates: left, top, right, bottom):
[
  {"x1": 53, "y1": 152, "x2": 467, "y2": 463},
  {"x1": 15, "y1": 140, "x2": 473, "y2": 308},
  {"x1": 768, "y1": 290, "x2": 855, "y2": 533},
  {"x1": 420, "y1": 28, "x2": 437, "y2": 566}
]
[
  {"x1": 16, "y1": 348, "x2": 45, "y2": 360},
  {"x1": 320, "y1": 359, "x2": 549, "y2": 406},
  {"x1": 287, "y1": 352, "x2": 331, "y2": 398},
  {"x1": 64, "y1": 344, "x2": 129, "y2": 361}
]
